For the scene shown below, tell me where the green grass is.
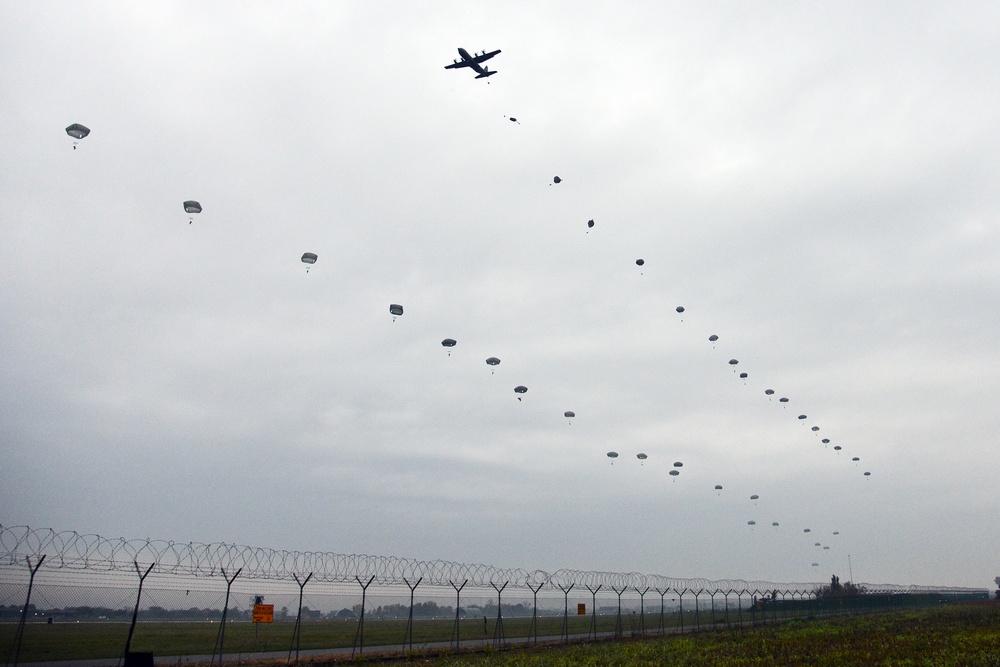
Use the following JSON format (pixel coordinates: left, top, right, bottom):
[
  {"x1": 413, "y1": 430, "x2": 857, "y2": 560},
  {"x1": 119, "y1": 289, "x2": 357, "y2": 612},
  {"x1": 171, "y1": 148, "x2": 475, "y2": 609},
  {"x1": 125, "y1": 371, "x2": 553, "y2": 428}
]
[
  {"x1": 421, "y1": 604, "x2": 1000, "y2": 666},
  {"x1": 6, "y1": 604, "x2": 996, "y2": 665}
]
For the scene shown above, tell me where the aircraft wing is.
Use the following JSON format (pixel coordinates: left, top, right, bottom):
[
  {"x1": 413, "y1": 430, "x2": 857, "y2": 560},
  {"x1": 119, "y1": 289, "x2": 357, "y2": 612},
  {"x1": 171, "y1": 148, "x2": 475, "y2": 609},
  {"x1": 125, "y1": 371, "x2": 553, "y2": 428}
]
[
  {"x1": 444, "y1": 61, "x2": 472, "y2": 69},
  {"x1": 469, "y1": 49, "x2": 501, "y2": 64}
]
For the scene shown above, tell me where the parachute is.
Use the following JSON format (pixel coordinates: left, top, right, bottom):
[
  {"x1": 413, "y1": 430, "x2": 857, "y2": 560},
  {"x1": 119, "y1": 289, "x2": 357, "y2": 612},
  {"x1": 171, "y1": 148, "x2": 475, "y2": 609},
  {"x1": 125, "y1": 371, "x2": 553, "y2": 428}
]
[
  {"x1": 750, "y1": 494, "x2": 759, "y2": 501},
  {"x1": 65, "y1": 123, "x2": 90, "y2": 148},
  {"x1": 552, "y1": 176, "x2": 562, "y2": 185},
  {"x1": 852, "y1": 457, "x2": 860, "y2": 462},
  {"x1": 587, "y1": 219, "x2": 595, "y2": 230},
  {"x1": 184, "y1": 200, "x2": 202, "y2": 224},
  {"x1": 864, "y1": 471, "x2": 871, "y2": 477},
  {"x1": 607, "y1": 451, "x2": 619, "y2": 465},
  {"x1": 811, "y1": 426, "x2": 820, "y2": 432},
  {"x1": 485, "y1": 357, "x2": 501, "y2": 374},
  {"x1": 709, "y1": 335, "x2": 719, "y2": 342},
  {"x1": 508, "y1": 116, "x2": 519, "y2": 124},
  {"x1": 798, "y1": 415, "x2": 807, "y2": 420},
  {"x1": 514, "y1": 385, "x2": 528, "y2": 395},
  {"x1": 779, "y1": 397, "x2": 789, "y2": 403},
  {"x1": 675, "y1": 306, "x2": 685, "y2": 314},
  {"x1": 301, "y1": 252, "x2": 318, "y2": 272},
  {"x1": 714, "y1": 484, "x2": 723, "y2": 490},
  {"x1": 765, "y1": 389, "x2": 774, "y2": 396},
  {"x1": 747, "y1": 520, "x2": 756, "y2": 526},
  {"x1": 821, "y1": 438, "x2": 830, "y2": 444},
  {"x1": 669, "y1": 469, "x2": 680, "y2": 477},
  {"x1": 673, "y1": 461, "x2": 683, "y2": 468},
  {"x1": 564, "y1": 411, "x2": 575, "y2": 418},
  {"x1": 637, "y1": 453, "x2": 647, "y2": 462},
  {"x1": 834, "y1": 445, "x2": 842, "y2": 451},
  {"x1": 772, "y1": 522, "x2": 780, "y2": 527},
  {"x1": 739, "y1": 372, "x2": 748, "y2": 379},
  {"x1": 635, "y1": 259, "x2": 644, "y2": 266},
  {"x1": 728, "y1": 359, "x2": 739, "y2": 366},
  {"x1": 803, "y1": 528, "x2": 811, "y2": 533},
  {"x1": 389, "y1": 304, "x2": 404, "y2": 321},
  {"x1": 441, "y1": 339, "x2": 457, "y2": 355}
]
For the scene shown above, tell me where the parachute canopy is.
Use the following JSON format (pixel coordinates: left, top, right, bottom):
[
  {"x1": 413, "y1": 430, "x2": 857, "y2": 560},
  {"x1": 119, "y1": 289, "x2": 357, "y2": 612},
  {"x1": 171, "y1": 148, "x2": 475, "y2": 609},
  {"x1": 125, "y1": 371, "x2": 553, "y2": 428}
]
[
  {"x1": 564, "y1": 411, "x2": 575, "y2": 418},
  {"x1": 747, "y1": 521, "x2": 756, "y2": 526},
  {"x1": 728, "y1": 359, "x2": 739, "y2": 365},
  {"x1": 709, "y1": 335, "x2": 719, "y2": 342},
  {"x1": 635, "y1": 259, "x2": 644, "y2": 266},
  {"x1": 821, "y1": 438, "x2": 830, "y2": 443},
  {"x1": 669, "y1": 470, "x2": 680, "y2": 476},
  {"x1": 798, "y1": 414, "x2": 807, "y2": 420},
  {"x1": 811, "y1": 426, "x2": 820, "y2": 432},
  {"x1": 750, "y1": 494, "x2": 759, "y2": 500},
  {"x1": 834, "y1": 445, "x2": 842, "y2": 451},
  {"x1": 772, "y1": 522, "x2": 780, "y2": 526},
  {"x1": 637, "y1": 453, "x2": 647, "y2": 460},
  {"x1": 675, "y1": 306, "x2": 685, "y2": 313},
  {"x1": 486, "y1": 357, "x2": 501, "y2": 366},
  {"x1": 779, "y1": 397, "x2": 789, "y2": 403},
  {"x1": 514, "y1": 385, "x2": 527, "y2": 394},
  {"x1": 739, "y1": 372, "x2": 748, "y2": 379},
  {"x1": 607, "y1": 451, "x2": 619, "y2": 459},
  {"x1": 65, "y1": 123, "x2": 90, "y2": 139},
  {"x1": 301, "y1": 252, "x2": 318, "y2": 264},
  {"x1": 765, "y1": 389, "x2": 775, "y2": 395},
  {"x1": 441, "y1": 338, "x2": 457, "y2": 348},
  {"x1": 714, "y1": 484, "x2": 723, "y2": 490},
  {"x1": 389, "y1": 304, "x2": 404, "y2": 316},
  {"x1": 864, "y1": 471, "x2": 871, "y2": 476},
  {"x1": 587, "y1": 219, "x2": 595, "y2": 228},
  {"x1": 673, "y1": 461, "x2": 683, "y2": 468},
  {"x1": 183, "y1": 200, "x2": 202, "y2": 214},
  {"x1": 804, "y1": 528, "x2": 811, "y2": 533},
  {"x1": 852, "y1": 456, "x2": 860, "y2": 461},
  {"x1": 552, "y1": 176, "x2": 562, "y2": 184}
]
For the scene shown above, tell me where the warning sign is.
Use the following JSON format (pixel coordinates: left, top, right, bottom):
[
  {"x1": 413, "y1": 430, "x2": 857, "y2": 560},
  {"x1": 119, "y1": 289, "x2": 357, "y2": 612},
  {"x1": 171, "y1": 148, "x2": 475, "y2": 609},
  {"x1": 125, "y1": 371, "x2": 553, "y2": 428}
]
[
  {"x1": 253, "y1": 604, "x2": 274, "y2": 623},
  {"x1": 577, "y1": 603, "x2": 586, "y2": 615}
]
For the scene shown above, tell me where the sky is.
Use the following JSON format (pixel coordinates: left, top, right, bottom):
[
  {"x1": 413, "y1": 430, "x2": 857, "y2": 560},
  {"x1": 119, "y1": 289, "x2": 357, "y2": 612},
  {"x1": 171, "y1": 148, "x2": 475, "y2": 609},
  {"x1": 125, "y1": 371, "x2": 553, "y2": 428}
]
[{"x1": 2, "y1": 2, "x2": 999, "y2": 591}]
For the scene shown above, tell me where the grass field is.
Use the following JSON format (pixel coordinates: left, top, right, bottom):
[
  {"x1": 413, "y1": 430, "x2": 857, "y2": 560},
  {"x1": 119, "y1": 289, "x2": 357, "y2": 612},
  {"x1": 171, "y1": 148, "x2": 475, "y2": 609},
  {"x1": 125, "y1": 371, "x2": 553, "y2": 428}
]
[
  {"x1": 1, "y1": 604, "x2": 789, "y2": 662},
  {"x1": 421, "y1": 604, "x2": 1000, "y2": 666},
  {"x1": 5, "y1": 603, "x2": 997, "y2": 665}
]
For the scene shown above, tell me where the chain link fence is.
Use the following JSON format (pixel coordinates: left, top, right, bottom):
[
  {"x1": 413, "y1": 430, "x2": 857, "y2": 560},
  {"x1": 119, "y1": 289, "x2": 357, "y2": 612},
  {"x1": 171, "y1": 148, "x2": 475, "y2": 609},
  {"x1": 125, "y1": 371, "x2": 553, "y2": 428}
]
[{"x1": 2, "y1": 525, "x2": 989, "y2": 665}]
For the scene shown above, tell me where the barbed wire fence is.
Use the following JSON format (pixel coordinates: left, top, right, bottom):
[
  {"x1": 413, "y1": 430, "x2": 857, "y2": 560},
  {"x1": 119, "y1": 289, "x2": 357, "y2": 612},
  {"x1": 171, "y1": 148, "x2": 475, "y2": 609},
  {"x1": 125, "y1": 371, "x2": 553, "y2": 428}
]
[{"x1": 1, "y1": 525, "x2": 989, "y2": 666}]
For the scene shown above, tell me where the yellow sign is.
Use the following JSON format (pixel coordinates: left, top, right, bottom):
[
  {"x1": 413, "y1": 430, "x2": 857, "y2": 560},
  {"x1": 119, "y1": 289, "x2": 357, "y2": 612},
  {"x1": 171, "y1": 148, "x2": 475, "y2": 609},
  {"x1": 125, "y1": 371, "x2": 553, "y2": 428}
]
[
  {"x1": 577, "y1": 603, "x2": 586, "y2": 615},
  {"x1": 253, "y1": 604, "x2": 274, "y2": 623}
]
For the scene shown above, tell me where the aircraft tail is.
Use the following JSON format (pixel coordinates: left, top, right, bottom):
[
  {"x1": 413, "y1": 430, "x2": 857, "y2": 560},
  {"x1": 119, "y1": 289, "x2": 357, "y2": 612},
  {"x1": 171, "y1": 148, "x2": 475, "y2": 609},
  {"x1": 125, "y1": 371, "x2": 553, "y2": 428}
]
[{"x1": 475, "y1": 69, "x2": 495, "y2": 79}]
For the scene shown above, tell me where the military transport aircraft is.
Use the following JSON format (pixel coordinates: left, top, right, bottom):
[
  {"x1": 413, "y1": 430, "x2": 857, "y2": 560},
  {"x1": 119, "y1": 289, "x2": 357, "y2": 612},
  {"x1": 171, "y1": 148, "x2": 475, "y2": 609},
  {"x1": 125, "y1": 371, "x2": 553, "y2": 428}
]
[{"x1": 444, "y1": 47, "x2": 501, "y2": 79}]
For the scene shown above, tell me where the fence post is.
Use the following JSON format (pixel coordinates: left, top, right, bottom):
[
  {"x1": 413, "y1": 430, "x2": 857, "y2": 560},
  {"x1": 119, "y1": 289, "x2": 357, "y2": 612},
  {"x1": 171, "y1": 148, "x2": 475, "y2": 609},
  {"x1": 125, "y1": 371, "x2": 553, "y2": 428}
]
[
  {"x1": 677, "y1": 589, "x2": 685, "y2": 633},
  {"x1": 402, "y1": 576, "x2": 422, "y2": 655},
  {"x1": 210, "y1": 567, "x2": 242, "y2": 667},
  {"x1": 287, "y1": 572, "x2": 312, "y2": 664},
  {"x1": 491, "y1": 581, "x2": 508, "y2": 648},
  {"x1": 527, "y1": 581, "x2": 544, "y2": 645},
  {"x1": 723, "y1": 590, "x2": 732, "y2": 626},
  {"x1": 559, "y1": 583, "x2": 574, "y2": 643},
  {"x1": 655, "y1": 588, "x2": 668, "y2": 635},
  {"x1": 124, "y1": 560, "x2": 155, "y2": 659},
  {"x1": 350, "y1": 575, "x2": 376, "y2": 658},
  {"x1": 450, "y1": 579, "x2": 467, "y2": 650},
  {"x1": 634, "y1": 587, "x2": 649, "y2": 636},
  {"x1": 587, "y1": 585, "x2": 602, "y2": 640},
  {"x1": 611, "y1": 586, "x2": 625, "y2": 639},
  {"x1": 5, "y1": 555, "x2": 45, "y2": 667}
]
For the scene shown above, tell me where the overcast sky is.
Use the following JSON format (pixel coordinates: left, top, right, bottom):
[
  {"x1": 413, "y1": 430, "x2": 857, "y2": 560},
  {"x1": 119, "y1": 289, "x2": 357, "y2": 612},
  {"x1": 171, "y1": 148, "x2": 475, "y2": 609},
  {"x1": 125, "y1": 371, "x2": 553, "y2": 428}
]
[{"x1": 2, "y1": 2, "x2": 999, "y2": 590}]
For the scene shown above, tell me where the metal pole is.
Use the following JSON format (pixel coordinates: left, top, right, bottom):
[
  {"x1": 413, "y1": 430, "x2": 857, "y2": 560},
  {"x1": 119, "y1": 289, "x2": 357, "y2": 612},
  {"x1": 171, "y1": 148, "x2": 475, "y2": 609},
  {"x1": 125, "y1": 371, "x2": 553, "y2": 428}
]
[
  {"x1": 6, "y1": 555, "x2": 45, "y2": 667},
  {"x1": 587, "y1": 585, "x2": 602, "y2": 640},
  {"x1": 559, "y1": 583, "x2": 574, "y2": 643},
  {"x1": 491, "y1": 581, "x2": 508, "y2": 648},
  {"x1": 635, "y1": 587, "x2": 649, "y2": 636},
  {"x1": 527, "y1": 581, "x2": 544, "y2": 645},
  {"x1": 655, "y1": 588, "x2": 667, "y2": 635},
  {"x1": 210, "y1": 567, "x2": 242, "y2": 667},
  {"x1": 287, "y1": 572, "x2": 312, "y2": 664},
  {"x1": 402, "y1": 576, "x2": 421, "y2": 655},
  {"x1": 350, "y1": 575, "x2": 375, "y2": 658},
  {"x1": 450, "y1": 579, "x2": 467, "y2": 650},
  {"x1": 611, "y1": 586, "x2": 625, "y2": 639},
  {"x1": 124, "y1": 561, "x2": 155, "y2": 657},
  {"x1": 677, "y1": 590, "x2": 685, "y2": 633}
]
